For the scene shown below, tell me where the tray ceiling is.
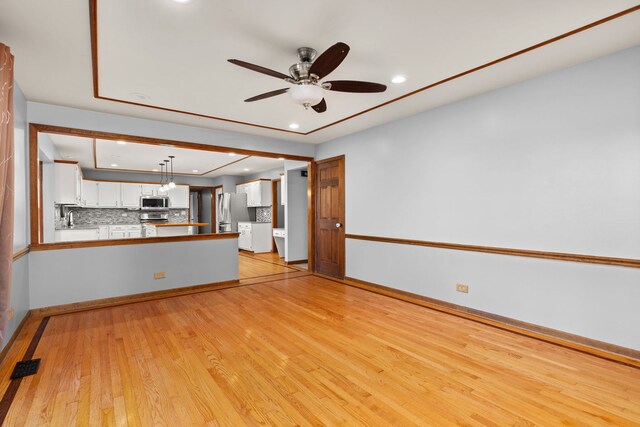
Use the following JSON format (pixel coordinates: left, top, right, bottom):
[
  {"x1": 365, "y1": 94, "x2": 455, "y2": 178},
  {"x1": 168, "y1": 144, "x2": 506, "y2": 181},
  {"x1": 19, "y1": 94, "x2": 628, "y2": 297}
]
[{"x1": 1, "y1": 1, "x2": 639, "y2": 143}]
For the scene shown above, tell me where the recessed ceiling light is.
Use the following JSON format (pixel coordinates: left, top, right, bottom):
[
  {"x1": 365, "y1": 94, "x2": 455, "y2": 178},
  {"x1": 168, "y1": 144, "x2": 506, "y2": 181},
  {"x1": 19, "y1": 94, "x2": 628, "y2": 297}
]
[
  {"x1": 152, "y1": 169, "x2": 159, "y2": 172},
  {"x1": 228, "y1": 153, "x2": 236, "y2": 157},
  {"x1": 172, "y1": 0, "x2": 192, "y2": 3},
  {"x1": 66, "y1": 156, "x2": 75, "y2": 159},
  {"x1": 391, "y1": 75, "x2": 406, "y2": 84},
  {"x1": 116, "y1": 140, "x2": 127, "y2": 145},
  {"x1": 130, "y1": 92, "x2": 150, "y2": 100},
  {"x1": 111, "y1": 163, "x2": 119, "y2": 167},
  {"x1": 192, "y1": 169, "x2": 199, "y2": 173},
  {"x1": 289, "y1": 123, "x2": 300, "y2": 129},
  {"x1": 244, "y1": 168, "x2": 250, "y2": 171},
  {"x1": 278, "y1": 157, "x2": 285, "y2": 161}
]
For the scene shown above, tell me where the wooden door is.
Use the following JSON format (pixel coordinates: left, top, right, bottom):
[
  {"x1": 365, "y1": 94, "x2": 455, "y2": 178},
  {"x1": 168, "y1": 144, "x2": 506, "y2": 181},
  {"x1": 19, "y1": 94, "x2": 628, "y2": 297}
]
[{"x1": 315, "y1": 156, "x2": 345, "y2": 278}]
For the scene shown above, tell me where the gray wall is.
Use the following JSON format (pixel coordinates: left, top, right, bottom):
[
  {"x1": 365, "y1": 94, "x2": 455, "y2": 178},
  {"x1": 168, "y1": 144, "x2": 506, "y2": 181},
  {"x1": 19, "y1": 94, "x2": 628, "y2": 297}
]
[
  {"x1": 13, "y1": 83, "x2": 28, "y2": 252},
  {"x1": 243, "y1": 166, "x2": 283, "y2": 182},
  {"x1": 82, "y1": 168, "x2": 225, "y2": 187},
  {"x1": 29, "y1": 238, "x2": 238, "y2": 308},
  {"x1": 200, "y1": 189, "x2": 212, "y2": 234},
  {"x1": 5, "y1": 82, "x2": 30, "y2": 351},
  {"x1": 28, "y1": 102, "x2": 315, "y2": 158},
  {"x1": 315, "y1": 47, "x2": 640, "y2": 350},
  {"x1": 284, "y1": 167, "x2": 308, "y2": 262}
]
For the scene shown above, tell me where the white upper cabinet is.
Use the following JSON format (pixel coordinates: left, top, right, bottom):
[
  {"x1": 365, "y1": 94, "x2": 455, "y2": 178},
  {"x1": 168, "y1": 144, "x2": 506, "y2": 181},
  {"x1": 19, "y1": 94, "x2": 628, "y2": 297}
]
[
  {"x1": 121, "y1": 183, "x2": 142, "y2": 208},
  {"x1": 54, "y1": 162, "x2": 82, "y2": 205},
  {"x1": 167, "y1": 185, "x2": 189, "y2": 208},
  {"x1": 82, "y1": 180, "x2": 98, "y2": 207},
  {"x1": 237, "y1": 180, "x2": 272, "y2": 207},
  {"x1": 141, "y1": 184, "x2": 162, "y2": 196},
  {"x1": 97, "y1": 182, "x2": 120, "y2": 208}
]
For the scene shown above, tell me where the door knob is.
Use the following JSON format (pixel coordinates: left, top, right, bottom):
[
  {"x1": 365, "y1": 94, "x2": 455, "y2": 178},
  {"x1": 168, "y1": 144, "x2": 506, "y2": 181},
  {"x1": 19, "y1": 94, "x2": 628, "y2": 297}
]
[{"x1": 335, "y1": 223, "x2": 342, "y2": 228}]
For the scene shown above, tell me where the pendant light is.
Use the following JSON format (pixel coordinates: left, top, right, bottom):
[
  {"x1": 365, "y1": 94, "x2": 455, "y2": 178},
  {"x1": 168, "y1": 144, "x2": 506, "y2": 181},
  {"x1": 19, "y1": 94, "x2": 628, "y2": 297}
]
[
  {"x1": 168, "y1": 155, "x2": 176, "y2": 189},
  {"x1": 162, "y1": 159, "x2": 170, "y2": 192},
  {"x1": 158, "y1": 162, "x2": 167, "y2": 193}
]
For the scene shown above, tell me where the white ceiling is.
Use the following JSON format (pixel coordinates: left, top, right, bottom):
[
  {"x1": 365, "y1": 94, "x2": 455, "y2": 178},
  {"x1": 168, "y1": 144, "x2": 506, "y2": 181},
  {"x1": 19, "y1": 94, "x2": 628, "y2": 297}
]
[
  {"x1": 48, "y1": 133, "x2": 284, "y2": 178},
  {"x1": 2, "y1": 1, "x2": 639, "y2": 143}
]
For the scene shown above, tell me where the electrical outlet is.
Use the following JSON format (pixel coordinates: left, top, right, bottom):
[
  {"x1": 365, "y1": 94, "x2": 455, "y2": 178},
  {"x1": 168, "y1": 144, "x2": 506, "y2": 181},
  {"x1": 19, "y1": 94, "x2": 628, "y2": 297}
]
[
  {"x1": 456, "y1": 283, "x2": 469, "y2": 293},
  {"x1": 8, "y1": 308, "x2": 14, "y2": 320},
  {"x1": 154, "y1": 272, "x2": 166, "y2": 280}
]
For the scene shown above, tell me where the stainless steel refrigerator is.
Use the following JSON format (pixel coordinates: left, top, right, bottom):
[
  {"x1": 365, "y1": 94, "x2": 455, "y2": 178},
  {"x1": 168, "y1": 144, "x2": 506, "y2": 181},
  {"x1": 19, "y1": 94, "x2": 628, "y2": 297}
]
[{"x1": 217, "y1": 192, "x2": 250, "y2": 232}]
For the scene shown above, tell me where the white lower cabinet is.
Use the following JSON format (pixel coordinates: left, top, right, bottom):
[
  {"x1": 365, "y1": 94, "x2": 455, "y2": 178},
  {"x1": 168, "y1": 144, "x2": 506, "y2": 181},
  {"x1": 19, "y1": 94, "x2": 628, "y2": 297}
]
[
  {"x1": 108, "y1": 225, "x2": 143, "y2": 239},
  {"x1": 237, "y1": 222, "x2": 272, "y2": 253},
  {"x1": 54, "y1": 228, "x2": 100, "y2": 242},
  {"x1": 98, "y1": 226, "x2": 109, "y2": 240}
]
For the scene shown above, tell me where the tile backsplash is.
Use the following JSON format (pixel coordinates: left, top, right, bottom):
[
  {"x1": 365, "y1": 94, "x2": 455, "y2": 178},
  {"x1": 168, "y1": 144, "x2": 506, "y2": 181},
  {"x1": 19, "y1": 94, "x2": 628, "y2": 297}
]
[
  {"x1": 56, "y1": 206, "x2": 188, "y2": 227},
  {"x1": 255, "y1": 207, "x2": 272, "y2": 223}
]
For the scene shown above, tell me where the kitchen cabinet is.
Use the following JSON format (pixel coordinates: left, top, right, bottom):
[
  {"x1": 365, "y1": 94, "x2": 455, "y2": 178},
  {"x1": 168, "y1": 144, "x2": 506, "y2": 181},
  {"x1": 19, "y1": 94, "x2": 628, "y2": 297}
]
[
  {"x1": 236, "y1": 180, "x2": 272, "y2": 207},
  {"x1": 97, "y1": 182, "x2": 120, "y2": 208},
  {"x1": 167, "y1": 185, "x2": 189, "y2": 208},
  {"x1": 141, "y1": 184, "x2": 162, "y2": 196},
  {"x1": 121, "y1": 183, "x2": 142, "y2": 208},
  {"x1": 82, "y1": 180, "x2": 98, "y2": 207},
  {"x1": 237, "y1": 222, "x2": 272, "y2": 253},
  {"x1": 108, "y1": 225, "x2": 142, "y2": 239},
  {"x1": 54, "y1": 228, "x2": 100, "y2": 242},
  {"x1": 54, "y1": 162, "x2": 82, "y2": 205},
  {"x1": 98, "y1": 226, "x2": 109, "y2": 239}
]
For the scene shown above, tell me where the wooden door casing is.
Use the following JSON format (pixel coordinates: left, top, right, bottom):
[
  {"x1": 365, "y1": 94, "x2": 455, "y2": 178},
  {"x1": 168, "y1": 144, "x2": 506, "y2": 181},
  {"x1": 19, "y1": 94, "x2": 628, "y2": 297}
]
[{"x1": 315, "y1": 156, "x2": 345, "y2": 278}]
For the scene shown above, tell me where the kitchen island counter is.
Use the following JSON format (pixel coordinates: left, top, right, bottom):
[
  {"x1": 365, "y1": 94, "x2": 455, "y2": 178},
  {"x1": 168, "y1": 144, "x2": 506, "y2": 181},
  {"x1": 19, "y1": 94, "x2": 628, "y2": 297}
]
[{"x1": 150, "y1": 223, "x2": 209, "y2": 227}]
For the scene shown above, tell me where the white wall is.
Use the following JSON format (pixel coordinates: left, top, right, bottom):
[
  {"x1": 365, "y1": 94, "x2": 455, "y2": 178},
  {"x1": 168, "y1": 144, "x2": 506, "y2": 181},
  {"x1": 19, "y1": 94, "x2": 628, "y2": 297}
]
[
  {"x1": 29, "y1": 238, "x2": 238, "y2": 308},
  {"x1": 28, "y1": 102, "x2": 315, "y2": 158},
  {"x1": 315, "y1": 47, "x2": 640, "y2": 350}
]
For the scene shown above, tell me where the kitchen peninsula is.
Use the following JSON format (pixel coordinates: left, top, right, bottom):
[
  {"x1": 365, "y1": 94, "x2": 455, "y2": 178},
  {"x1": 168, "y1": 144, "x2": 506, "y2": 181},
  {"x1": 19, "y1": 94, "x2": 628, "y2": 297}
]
[{"x1": 151, "y1": 222, "x2": 210, "y2": 237}]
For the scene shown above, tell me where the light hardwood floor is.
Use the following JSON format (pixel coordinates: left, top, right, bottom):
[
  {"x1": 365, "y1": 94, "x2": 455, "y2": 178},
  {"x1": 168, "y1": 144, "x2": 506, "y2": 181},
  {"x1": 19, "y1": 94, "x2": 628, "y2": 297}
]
[
  {"x1": 238, "y1": 253, "x2": 297, "y2": 279},
  {"x1": 239, "y1": 251, "x2": 308, "y2": 270},
  {"x1": 1, "y1": 275, "x2": 639, "y2": 425}
]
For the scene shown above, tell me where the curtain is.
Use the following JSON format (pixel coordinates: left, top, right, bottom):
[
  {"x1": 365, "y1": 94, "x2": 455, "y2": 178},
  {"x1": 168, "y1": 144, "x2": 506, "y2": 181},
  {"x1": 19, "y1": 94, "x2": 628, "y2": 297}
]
[{"x1": 0, "y1": 43, "x2": 15, "y2": 347}]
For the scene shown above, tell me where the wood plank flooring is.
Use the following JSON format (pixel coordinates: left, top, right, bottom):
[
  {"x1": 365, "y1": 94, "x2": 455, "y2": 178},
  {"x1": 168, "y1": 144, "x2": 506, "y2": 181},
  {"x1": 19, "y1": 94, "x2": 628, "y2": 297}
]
[
  {"x1": 238, "y1": 253, "x2": 296, "y2": 279},
  {"x1": 1, "y1": 274, "x2": 639, "y2": 426},
  {"x1": 240, "y1": 251, "x2": 307, "y2": 270}
]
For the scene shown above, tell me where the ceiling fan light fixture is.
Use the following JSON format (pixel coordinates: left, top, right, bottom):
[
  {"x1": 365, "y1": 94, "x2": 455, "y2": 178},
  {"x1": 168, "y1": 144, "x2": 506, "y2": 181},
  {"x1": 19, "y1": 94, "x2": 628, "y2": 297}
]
[{"x1": 289, "y1": 84, "x2": 324, "y2": 107}]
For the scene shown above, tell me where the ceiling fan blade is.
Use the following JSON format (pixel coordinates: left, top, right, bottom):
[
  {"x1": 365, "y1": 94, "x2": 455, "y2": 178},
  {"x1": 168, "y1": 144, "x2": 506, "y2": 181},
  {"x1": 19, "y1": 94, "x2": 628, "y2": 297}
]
[
  {"x1": 311, "y1": 98, "x2": 327, "y2": 113},
  {"x1": 228, "y1": 59, "x2": 290, "y2": 80},
  {"x1": 325, "y1": 80, "x2": 387, "y2": 93},
  {"x1": 309, "y1": 42, "x2": 350, "y2": 79},
  {"x1": 244, "y1": 88, "x2": 289, "y2": 102}
]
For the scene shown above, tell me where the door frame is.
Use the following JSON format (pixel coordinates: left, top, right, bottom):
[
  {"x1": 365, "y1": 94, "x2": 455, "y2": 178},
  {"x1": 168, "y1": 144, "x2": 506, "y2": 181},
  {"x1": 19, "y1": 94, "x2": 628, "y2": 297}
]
[
  {"x1": 190, "y1": 185, "x2": 222, "y2": 234},
  {"x1": 312, "y1": 155, "x2": 345, "y2": 278}
]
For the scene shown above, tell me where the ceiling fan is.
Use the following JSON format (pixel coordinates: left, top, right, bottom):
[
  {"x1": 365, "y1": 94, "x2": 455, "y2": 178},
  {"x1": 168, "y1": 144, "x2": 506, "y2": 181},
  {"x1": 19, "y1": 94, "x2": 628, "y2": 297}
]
[{"x1": 228, "y1": 42, "x2": 387, "y2": 113}]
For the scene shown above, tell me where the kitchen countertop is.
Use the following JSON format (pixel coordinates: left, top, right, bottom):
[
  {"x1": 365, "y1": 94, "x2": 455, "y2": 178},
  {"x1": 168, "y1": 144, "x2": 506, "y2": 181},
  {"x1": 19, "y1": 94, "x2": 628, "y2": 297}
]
[
  {"x1": 56, "y1": 224, "x2": 141, "y2": 231},
  {"x1": 148, "y1": 223, "x2": 209, "y2": 227}
]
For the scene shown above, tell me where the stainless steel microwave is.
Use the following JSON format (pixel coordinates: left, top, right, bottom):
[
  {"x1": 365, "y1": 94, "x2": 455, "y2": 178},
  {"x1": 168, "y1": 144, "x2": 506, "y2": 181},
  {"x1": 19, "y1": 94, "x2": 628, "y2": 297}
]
[{"x1": 140, "y1": 196, "x2": 170, "y2": 210}]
